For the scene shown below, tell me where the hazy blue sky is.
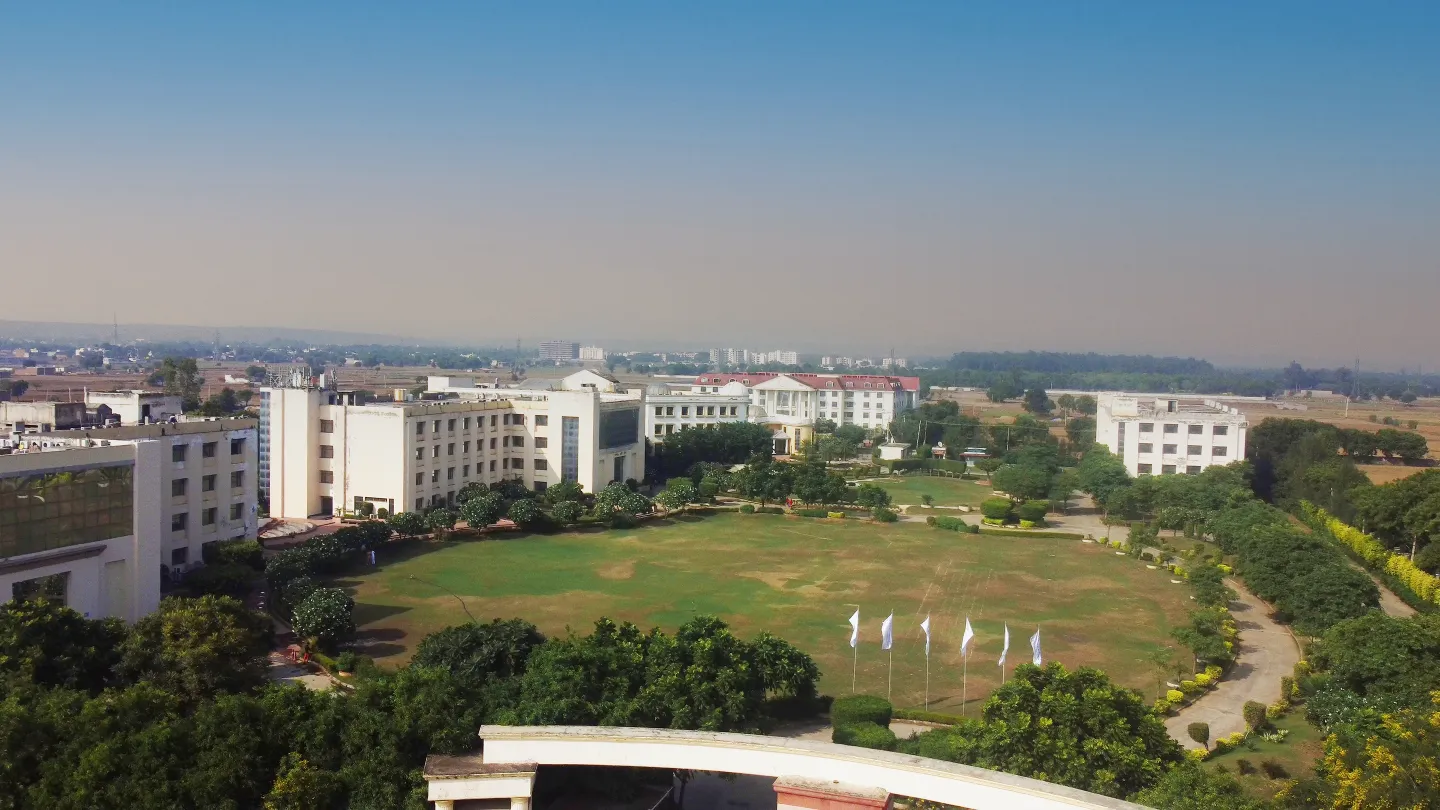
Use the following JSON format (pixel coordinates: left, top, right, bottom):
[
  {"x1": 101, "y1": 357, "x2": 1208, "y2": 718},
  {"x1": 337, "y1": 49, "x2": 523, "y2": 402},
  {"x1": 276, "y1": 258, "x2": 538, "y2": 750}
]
[{"x1": 3, "y1": 3, "x2": 1437, "y2": 366}]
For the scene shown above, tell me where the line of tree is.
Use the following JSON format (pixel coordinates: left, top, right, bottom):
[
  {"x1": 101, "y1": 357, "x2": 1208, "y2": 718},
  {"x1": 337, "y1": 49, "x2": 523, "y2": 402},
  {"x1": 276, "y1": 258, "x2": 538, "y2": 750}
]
[{"x1": 646, "y1": 421, "x2": 774, "y2": 480}]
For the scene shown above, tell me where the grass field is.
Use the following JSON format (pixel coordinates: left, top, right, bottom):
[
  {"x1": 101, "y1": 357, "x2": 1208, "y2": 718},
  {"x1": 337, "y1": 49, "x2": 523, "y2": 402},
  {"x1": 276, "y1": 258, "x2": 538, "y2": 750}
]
[
  {"x1": 337, "y1": 513, "x2": 1194, "y2": 713},
  {"x1": 873, "y1": 476, "x2": 993, "y2": 507},
  {"x1": 1204, "y1": 712, "x2": 1325, "y2": 799}
]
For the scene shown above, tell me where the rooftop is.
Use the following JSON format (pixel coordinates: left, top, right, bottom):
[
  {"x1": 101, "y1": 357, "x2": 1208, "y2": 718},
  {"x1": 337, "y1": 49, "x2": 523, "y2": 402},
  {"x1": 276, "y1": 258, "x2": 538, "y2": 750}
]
[{"x1": 696, "y1": 372, "x2": 920, "y2": 392}]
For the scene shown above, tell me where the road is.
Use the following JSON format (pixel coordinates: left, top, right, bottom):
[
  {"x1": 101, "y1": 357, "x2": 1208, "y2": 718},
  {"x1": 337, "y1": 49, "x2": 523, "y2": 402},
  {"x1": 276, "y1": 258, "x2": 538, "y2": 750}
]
[{"x1": 1165, "y1": 579, "x2": 1301, "y2": 749}]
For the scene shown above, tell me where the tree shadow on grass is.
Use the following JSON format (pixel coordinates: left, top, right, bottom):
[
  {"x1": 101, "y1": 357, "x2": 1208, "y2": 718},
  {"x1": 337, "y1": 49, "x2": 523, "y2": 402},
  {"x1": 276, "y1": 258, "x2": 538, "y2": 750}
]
[{"x1": 351, "y1": 602, "x2": 411, "y2": 625}]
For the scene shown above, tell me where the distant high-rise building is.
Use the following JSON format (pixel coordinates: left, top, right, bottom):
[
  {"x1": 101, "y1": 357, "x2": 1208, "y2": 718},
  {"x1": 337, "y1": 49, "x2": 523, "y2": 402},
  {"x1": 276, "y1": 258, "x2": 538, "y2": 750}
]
[
  {"x1": 820, "y1": 356, "x2": 834, "y2": 367},
  {"x1": 538, "y1": 341, "x2": 580, "y2": 361},
  {"x1": 579, "y1": 346, "x2": 607, "y2": 361}
]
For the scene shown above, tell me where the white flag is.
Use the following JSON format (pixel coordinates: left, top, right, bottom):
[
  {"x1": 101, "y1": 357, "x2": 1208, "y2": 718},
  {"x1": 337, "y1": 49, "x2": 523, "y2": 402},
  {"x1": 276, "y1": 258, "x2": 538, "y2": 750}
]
[
  {"x1": 881, "y1": 613, "x2": 894, "y2": 651},
  {"x1": 999, "y1": 624, "x2": 1009, "y2": 668},
  {"x1": 849, "y1": 610, "x2": 860, "y2": 649},
  {"x1": 1030, "y1": 627, "x2": 1042, "y2": 666},
  {"x1": 920, "y1": 615, "x2": 931, "y2": 656},
  {"x1": 961, "y1": 617, "x2": 975, "y2": 658}
]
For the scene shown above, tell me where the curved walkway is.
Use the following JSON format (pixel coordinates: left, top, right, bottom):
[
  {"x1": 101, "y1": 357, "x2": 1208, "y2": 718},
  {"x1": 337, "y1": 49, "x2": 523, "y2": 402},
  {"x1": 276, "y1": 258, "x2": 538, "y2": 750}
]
[{"x1": 1164, "y1": 579, "x2": 1300, "y2": 749}]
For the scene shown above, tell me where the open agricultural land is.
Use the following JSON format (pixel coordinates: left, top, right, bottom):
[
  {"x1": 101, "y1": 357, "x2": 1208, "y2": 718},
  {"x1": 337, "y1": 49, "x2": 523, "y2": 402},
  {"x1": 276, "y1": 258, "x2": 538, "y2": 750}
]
[{"x1": 338, "y1": 512, "x2": 1193, "y2": 714}]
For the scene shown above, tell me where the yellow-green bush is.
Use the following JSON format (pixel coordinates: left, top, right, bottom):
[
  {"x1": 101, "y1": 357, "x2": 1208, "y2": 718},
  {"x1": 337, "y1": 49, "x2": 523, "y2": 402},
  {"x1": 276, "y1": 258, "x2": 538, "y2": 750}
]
[
  {"x1": 1194, "y1": 672, "x2": 1213, "y2": 688},
  {"x1": 1153, "y1": 697, "x2": 1173, "y2": 714},
  {"x1": 1266, "y1": 699, "x2": 1290, "y2": 720},
  {"x1": 1205, "y1": 664, "x2": 1224, "y2": 681},
  {"x1": 827, "y1": 511, "x2": 846, "y2": 520},
  {"x1": 1186, "y1": 748, "x2": 1209, "y2": 763},
  {"x1": 1304, "y1": 502, "x2": 1440, "y2": 606},
  {"x1": 1166, "y1": 689, "x2": 1184, "y2": 703},
  {"x1": 1217, "y1": 563, "x2": 1233, "y2": 574}
]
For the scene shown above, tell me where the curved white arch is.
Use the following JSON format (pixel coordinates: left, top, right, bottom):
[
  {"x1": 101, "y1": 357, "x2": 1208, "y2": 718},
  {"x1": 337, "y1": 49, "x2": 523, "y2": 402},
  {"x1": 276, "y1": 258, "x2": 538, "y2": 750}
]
[{"x1": 468, "y1": 726, "x2": 1152, "y2": 810}]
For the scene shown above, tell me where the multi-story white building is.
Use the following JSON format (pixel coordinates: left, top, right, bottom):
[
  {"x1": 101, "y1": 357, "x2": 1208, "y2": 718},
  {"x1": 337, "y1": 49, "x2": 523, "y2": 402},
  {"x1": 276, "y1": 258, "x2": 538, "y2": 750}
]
[
  {"x1": 538, "y1": 341, "x2": 580, "y2": 362},
  {"x1": 84, "y1": 390, "x2": 184, "y2": 424},
  {"x1": 1, "y1": 438, "x2": 164, "y2": 622},
  {"x1": 261, "y1": 372, "x2": 645, "y2": 518},
  {"x1": 690, "y1": 372, "x2": 921, "y2": 454},
  {"x1": 578, "y1": 346, "x2": 607, "y2": 361},
  {"x1": 1095, "y1": 394, "x2": 1248, "y2": 477},
  {"x1": 644, "y1": 382, "x2": 752, "y2": 441}
]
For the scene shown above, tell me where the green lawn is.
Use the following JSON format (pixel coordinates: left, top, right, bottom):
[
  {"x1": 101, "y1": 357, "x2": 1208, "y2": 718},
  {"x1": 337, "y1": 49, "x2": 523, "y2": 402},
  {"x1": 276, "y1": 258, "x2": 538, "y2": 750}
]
[
  {"x1": 873, "y1": 475, "x2": 994, "y2": 507},
  {"x1": 1203, "y1": 712, "x2": 1324, "y2": 799},
  {"x1": 338, "y1": 513, "x2": 1193, "y2": 714}
]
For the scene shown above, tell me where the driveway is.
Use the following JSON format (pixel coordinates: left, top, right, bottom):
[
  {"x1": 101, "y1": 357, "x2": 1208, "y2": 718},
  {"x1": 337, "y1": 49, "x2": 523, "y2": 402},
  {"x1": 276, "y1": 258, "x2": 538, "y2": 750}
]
[{"x1": 1165, "y1": 579, "x2": 1301, "y2": 749}]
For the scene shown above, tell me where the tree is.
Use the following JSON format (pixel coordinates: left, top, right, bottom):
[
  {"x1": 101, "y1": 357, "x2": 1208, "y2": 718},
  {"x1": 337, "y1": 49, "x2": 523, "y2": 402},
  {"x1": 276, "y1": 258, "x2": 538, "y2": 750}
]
[
  {"x1": 813, "y1": 418, "x2": 838, "y2": 434},
  {"x1": 833, "y1": 424, "x2": 869, "y2": 446},
  {"x1": 853, "y1": 483, "x2": 892, "y2": 510},
  {"x1": 506, "y1": 498, "x2": 544, "y2": 528},
  {"x1": 1076, "y1": 448, "x2": 1132, "y2": 514},
  {"x1": 790, "y1": 463, "x2": 849, "y2": 505},
  {"x1": 263, "y1": 753, "x2": 341, "y2": 810},
  {"x1": 1021, "y1": 387, "x2": 1053, "y2": 415},
  {"x1": 990, "y1": 463, "x2": 1055, "y2": 501},
  {"x1": 550, "y1": 500, "x2": 584, "y2": 526},
  {"x1": 459, "y1": 491, "x2": 504, "y2": 530},
  {"x1": 387, "y1": 510, "x2": 427, "y2": 537},
  {"x1": 1074, "y1": 395, "x2": 1097, "y2": 415},
  {"x1": 1316, "y1": 694, "x2": 1440, "y2": 808},
  {"x1": 1129, "y1": 762, "x2": 1266, "y2": 810},
  {"x1": 1186, "y1": 722, "x2": 1209, "y2": 749},
  {"x1": 1056, "y1": 393, "x2": 1077, "y2": 414},
  {"x1": 1064, "y1": 416, "x2": 1095, "y2": 448},
  {"x1": 292, "y1": 588, "x2": 355, "y2": 647},
  {"x1": 117, "y1": 596, "x2": 271, "y2": 703},
  {"x1": 1309, "y1": 613, "x2": 1440, "y2": 710},
  {"x1": 542, "y1": 480, "x2": 584, "y2": 505},
  {"x1": 987, "y1": 378, "x2": 1022, "y2": 403},
  {"x1": 975, "y1": 457, "x2": 1003, "y2": 479},
  {"x1": 0, "y1": 598, "x2": 127, "y2": 692},
  {"x1": 731, "y1": 459, "x2": 795, "y2": 507},
  {"x1": 159, "y1": 356, "x2": 204, "y2": 409},
  {"x1": 245, "y1": 364, "x2": 267, "y2": 381},
  {"x1": 592, "y1": 482, "x2": 652, "y2": 523},
  {"x1": 412, "y1": 619, "x2": 546, "y2": 685},
  {"x1": 6, "y1": 379, "x2": 30, "y2": 398}
]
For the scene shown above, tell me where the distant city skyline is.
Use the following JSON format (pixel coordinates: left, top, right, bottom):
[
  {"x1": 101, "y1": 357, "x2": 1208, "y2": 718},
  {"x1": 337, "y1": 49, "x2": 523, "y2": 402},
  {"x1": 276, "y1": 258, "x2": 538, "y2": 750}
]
[{"x1": 3, "y1": 4, "x2": 1438, "y2": 367}]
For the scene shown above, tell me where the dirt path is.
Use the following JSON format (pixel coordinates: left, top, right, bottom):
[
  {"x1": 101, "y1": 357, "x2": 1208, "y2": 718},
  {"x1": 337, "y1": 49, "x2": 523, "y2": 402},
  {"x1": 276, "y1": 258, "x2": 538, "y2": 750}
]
[
  {"x1": 1165, "y1": 579, "x2": 1301, "y2": 749},
  {"x1": 1354, "y1": 566, "x2": 1417, "y2": 618}
]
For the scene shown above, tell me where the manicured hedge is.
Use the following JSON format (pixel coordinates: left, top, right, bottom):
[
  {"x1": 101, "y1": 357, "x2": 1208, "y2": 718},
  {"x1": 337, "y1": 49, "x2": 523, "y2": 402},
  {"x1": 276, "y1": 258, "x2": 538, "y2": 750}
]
[
  {"x1": 202, "y1": 539, "x2": 265, "y2": 570},
  {"x1": 978, "y1": 528, "x2": 1085, "y2": 540},
  {"x1": 830, "y1": 694, "x2": 893, "y2": 727},
  {"x1": 1302, "y1": 501, "x2": 1440, "y2": 608},
  {"x1": 832, "y1": 721, "x2": 897, "y2": 750},
  {"x1": 893, "y1": 708, "x2": 964, "y2": 725}
]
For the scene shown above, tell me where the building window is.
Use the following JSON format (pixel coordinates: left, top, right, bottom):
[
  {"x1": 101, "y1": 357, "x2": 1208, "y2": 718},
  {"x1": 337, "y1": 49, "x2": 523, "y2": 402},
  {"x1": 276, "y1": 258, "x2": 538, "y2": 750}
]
[
  {"x1": 447, "y1": 443, "x2": 455, "y2": 456},
  {"x1": 1163, "y1": 424, "x2": 1179, "y2": 434},
  {"x1": 535, "y1": 415, "x2": 548, "y2": 426},
  {"x1": 1212, "y1": 446, "x2": 1228, "y2": 457},
  {"x1": 172, "y1": 445, "x2": 187, "y2": 463},
  {"x1": 665, "y1": 407, "x2": 674, "y2": 416},
  {"x1": 203, "y1": 507, "x2": 217, "y2": 526},
  {"x1": 1188, "y1": 424, "x2": 1203, "y2": 434},
  {"x1": 415, "y1": 472, "x2": 424, "y2": 485},
  {"x1": 654, "y1": 426, "x2": 663, "y2": 436},
  {"x1": 502, "y1": 435, "x2": 510, "y2": 447},
  {"x1": 447, "y1": 467, "x2": 454, "y2": 480},
  {"x1": 430, "y1": 470, "x2": 439, "y2": 483},
  {"x1": 171, "y1": 479, "x2": 187, "y2": 497},
  {"x1": 416, "y1": 498, "x2": 424, "y2": 511},
  {"x1": 1162, "y1": 464, "x2": 1177, "y2": 474},
  {"x1": 1137, "y1": 463, "x2": 1153, "y2": 474},
  {"x1": 319, "y1": 445, "x2": 334, "y2": 459},
  {"x1": 202, "y1": 442, "x2": 217, "y2": 458},
  {"x1": 319, "y1": 470, "x2": 333, "y2": 483},
  {"x1": 463, "y1": 417, "x2": 472, "y2": 430},
  {"x1": 320, "y1": 420, "x2": 334, "y2": 433},
  {"x1": 230, "y1": 503, "x2": 243, "y2": 521},
  {"x1": 490, "y1": 438, "x2": 497, "y2": 449},
  {"x1": 1187, "y1": 445, "x2": 1202, "y2": 455},
  {"x1": 171, "y1": 548, "x2": 188, "y2": 566},
  {"x1": 535, "y1": 480, "x2": 548, "y2": 492},
  {"x1": 1162, "y1": 444, "x2": 1178, "y2": 454},
  {"x1": 1138, "y1": 443, "x2": 1153, "y2": 454},
  {"x1": 489, "y1": 460, "x2": 496, "y2": 472},
  {"x1": 1213, "y1": 425, "x2": 1229, "y2": 436},
  {"x1": 202, "y1": 474, "x2": 216, "y2": 492},
  {"x1": 463, "y1": 464, "x2": 470, "y2": 477},
  {"x1": 448, "y1": 418, "x2": 456, "y2": 432},
  {"x1": 432, "y1": 419, "x2": 441, "y2": 433},
  {"x1": 534, "y1": 458, "x2": 548, "y2": 471},
  {"x1": 171, "y1": 513, "x2": 188, "y2": 532},
  {"x1": 414, "y1": 447, "x2": 424, "y2": 460},
  {"x1": 655, "y1": 407, "x2": 664, "y2": 416},
  {"x1": 535, "y1": 436, "x2": 548, "y2": 448},
  {"x1": 432, "y1": 445, "x2": 440, "y2": 458},
  {"x1": 231, "y1": 471, "x2": 245, "y2": 488},
  {"x1": 665, "y1": 424, "x2": 675, "y2": 434},
  {"x1": 1138, "y1": 423, "x2": 1154, "y2": 433},
  {"x1": 490, "y1": 415, "x2": 498, "y2": 427},
  {"x1": 707, "y1": 406, "x2": 715, "y2": 416},
  {"x1": 1186, "y1": 465, "x2": 1202, "y2": 475},
  {"x1": 416, "y1": 422, "x2": 425, "y2": 435},
  {"x1": 681, "y1": 407, "x2": 689, "y2": 417},
  {"x1": 513, "y1": 414, "x2": 525, "y2": 425},
  {"x1": 561, "y1": 416, "x2": 580, "y2": 482},
  {"x1": 512, "y1": 436, "x2": 525, "y2": 447},
  {"x1": 502, "y1": 458, "x2": 510, "y2": 470}
]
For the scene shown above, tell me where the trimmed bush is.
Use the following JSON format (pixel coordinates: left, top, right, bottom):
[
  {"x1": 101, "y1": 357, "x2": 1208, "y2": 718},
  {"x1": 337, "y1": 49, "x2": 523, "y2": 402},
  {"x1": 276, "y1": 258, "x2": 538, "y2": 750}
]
[
  {"x1": 931, "y1": 516, "x2": 968, "y2": 532},
  {"x1": 1166, "y1": 689, "x2": 1184, "y2": 703},
  {"x1": 892, "y1": 708, "x2": 965, "y2": 725},
  {"x1": 292, "y1": 587, "x2": 355, "y2": 647},
  {"x1": 335, "y1": 651, "x2": 358, "y2": 673},
  {"x1": 1016, "y1": 500, "x2": 1049, "y2": 524},
  {"x1": 830, "y1": 694, "x2": 893, "y2": 728},
  {"x1": 832, "y1": 721, "x2": 897, "y2": 751},
  {"x1": 795, "y1": 508, "x2": 830, "y2": 518},
  {"x1": 549, "y1": 500, "x2": 584, "y2": 526},
  {"x1": 827, "y1": 511, "x2": 848, "y2": 520},
  {"x1": 871, "y1": 508, "x2": 898, "y2": 523},
  {"x1": 739, "y1": 504, "x2": 756, "y2": 514},
  {"x1": 184, "y1": 562, "x2": 254, "y2": 596},
  {"x1": 202, "y1": 539, "x2": 264, "y2": 570},
  {"x1": 757, "y1": 506, "x2": 785, "y2": 514},
  {"x1": 1187, "y1": 722, "x2": 1210, "y2": 748},
  {"x1": 1242, "y1": 700, "x2": 1268, "y2": 731},
  {"x1": 980, "y1": 497, "x2": 1014, "y2": 522}
]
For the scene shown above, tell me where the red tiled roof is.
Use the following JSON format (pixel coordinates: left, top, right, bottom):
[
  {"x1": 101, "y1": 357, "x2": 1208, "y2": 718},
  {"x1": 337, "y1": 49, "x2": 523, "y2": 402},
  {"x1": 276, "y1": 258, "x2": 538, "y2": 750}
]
[{"x1": 694, "y1": 372, "x2": 919, "y2": 392}]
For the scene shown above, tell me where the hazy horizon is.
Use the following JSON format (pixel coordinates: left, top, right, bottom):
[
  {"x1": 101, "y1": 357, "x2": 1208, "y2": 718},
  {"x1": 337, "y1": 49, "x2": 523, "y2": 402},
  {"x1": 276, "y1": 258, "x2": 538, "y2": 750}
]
[{"x1": 3, "y1": 4, "x2": 1437, "y2": 368}]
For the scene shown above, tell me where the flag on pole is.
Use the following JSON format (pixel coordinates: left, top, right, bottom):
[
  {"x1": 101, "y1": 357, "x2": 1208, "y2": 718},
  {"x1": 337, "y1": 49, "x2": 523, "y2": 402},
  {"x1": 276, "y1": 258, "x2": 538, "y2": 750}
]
[
  {"x1": 849, "y1": 610, "x2": 860, "y2": 648},
  {"x1": 881, "y1": 613, "x2": 894, "y2": 651},
  {"x1": 920, "y1": 615, "x2": 931, "y2": 656},
  {"x1": 999, "y1": 624, "x2": 1009, "y2": 668},
  {"x1": 1030, "y1": 627, "x2": 1042, "y2": 665},
  {"x1": 961, "y1": 617, "x2": 975, "y2": 658}
]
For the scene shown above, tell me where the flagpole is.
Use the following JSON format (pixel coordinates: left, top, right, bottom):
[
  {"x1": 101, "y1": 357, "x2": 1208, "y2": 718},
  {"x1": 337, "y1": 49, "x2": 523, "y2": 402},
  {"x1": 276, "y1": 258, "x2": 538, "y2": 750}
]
[
  {"x1": 962, "y1": 655, "x2": 968, "y2": 717},
  {"x1": 852, "y1": 642, "x2": 858, "y2": 694},
  {"x1": 887, "y1": 647, "x2": 893, "y2": 701},
  {"x1": 924, "y1": 651, "x2": 930, "y2": 710}
]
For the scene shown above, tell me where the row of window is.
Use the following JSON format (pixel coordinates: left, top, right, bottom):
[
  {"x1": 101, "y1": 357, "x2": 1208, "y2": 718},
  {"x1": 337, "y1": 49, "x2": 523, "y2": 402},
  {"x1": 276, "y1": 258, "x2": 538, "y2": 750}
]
[
  {"x1": 1138, "y1": 464, "x2": 1204, "y2": 475},
  {"x1": 1136, "y1": 423, "x2": 1230, "y2": 436},
  {"x1": 169, "y1": 472, "x2": 245, "y2": 496},
  {"x1": 400, "y1": 435, "x2": 546, "y2": 461},
  {"x1": 399, "y1": 458, "x2": 547, "y2": 487},
  {"x1": 654, "y1": 405, "x2": 740, "y2": 417},
  {"x1": 410, "y1": 413, "x2": 547, "y2": 436},
  {"x1": 171, "y1": 438, "x2": 247, "y2": 463},
  {"x1": 1135, "y1": 444, "x2": 1228, "y2": 457},
  {"x1": 170, "y1": 502, "x2": 246, "y2": 531}
]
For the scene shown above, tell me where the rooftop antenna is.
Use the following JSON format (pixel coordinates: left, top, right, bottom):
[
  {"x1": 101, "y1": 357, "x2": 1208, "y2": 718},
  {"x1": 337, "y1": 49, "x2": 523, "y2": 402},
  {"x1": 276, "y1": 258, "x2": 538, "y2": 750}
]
[{"x1": 112, "y1": 312, "x2": 119, "y2": 345}]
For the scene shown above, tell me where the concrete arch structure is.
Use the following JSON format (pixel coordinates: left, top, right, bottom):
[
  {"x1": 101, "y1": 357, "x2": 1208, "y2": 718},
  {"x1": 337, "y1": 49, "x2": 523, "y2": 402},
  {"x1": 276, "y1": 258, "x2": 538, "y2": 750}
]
[{"x1": 424, "y1": 726, "x2": 1152, "y2": 810}]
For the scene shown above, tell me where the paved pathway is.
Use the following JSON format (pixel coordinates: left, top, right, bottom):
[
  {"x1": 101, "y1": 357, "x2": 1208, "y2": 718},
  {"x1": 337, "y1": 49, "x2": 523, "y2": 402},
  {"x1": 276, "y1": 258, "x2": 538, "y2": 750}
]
[{"x1": 1165, "y1": 579, "x2": 1300, "y2": 749}]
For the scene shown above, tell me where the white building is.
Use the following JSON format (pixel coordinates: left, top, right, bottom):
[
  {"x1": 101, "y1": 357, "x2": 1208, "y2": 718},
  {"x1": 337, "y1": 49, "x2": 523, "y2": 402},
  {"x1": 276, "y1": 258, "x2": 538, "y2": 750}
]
[
  {"x1": 645, "y1": 381, "x2": 752, "y2": 441},
  {"x1": 1095, "y1": 394, "x2": 1248, "y2": 477},
  {"x1": 1, "y1": 438, "x2": 164, "y2": 622},
  {"x1": 578, "y1": 346, "x2": 607, "y2": 361},
  {"x1": 538, "y1": 341, "x2": 580, "y2": 362},
  {"x1": 690, "y1": 372, "x2": 921, "y2": 454},
  {"x1": 261, "y1": 372, "x2": 645, "y2": 519},
  {"x1": 85, "y1": 390, "x2": 184, "y2": 425}
]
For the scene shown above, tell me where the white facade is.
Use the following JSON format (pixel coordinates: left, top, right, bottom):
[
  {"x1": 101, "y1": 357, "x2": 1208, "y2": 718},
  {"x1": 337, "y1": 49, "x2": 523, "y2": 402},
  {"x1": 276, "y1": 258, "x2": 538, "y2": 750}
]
[
  {"x1": 85, "y1": 390, "x2": 184, "y2": 424},
  {"x1": 579, "y1": 346, "x2": 607, "y2": 361},
  {"x1": 693, "y1": 372, "x2": 921, "y2": 433},
  {"x1": 538, "y1": 341, "x2": 579, "y2": 361},
  {"x1": 1095, "y1": 394, "x2": 1248, "y2": 477},
  {"x1": 0, "y1": 440, "x2": 164, "y2": 622},
  {"x1": 645, "y1": 381, "x2": 752, "y2": 441},
  {"x1": 262, "y1": 383, "x2": 645, "y2": 519}
]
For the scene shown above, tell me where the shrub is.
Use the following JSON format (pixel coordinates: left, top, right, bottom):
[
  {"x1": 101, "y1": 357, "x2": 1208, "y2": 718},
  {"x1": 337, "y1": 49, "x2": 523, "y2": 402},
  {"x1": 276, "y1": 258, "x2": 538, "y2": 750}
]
[
  {"x1": 507, "y1": 498, "x2": 545, "y2": 529},
  {"x1": 426, "y1": 508, "x2": 457, "y2": 533},
  {"x1": 1194, "y1": 672, "x2": 1213, "y2": 688},
  {"x1": 871, "y1": 508, "x2": 898, "y2": 523},
  {"x1": 892, "y1": 708, "x2": 966, "y2": 724},
  {"x1": 827, "y1": 511, "x2": 847, "y2": 520},
  {"x1": 184, "y1": 562, "x2": 253, "y2": 597},
  {"x1": 1180, "y1": 680, "x2": 1200, "y2": 696},
  {"x1": 739, "y1": 504, "x2": 756, "y2": 514},
  {"x1": 980, "y1": 497, "x2": 1014, "y2": 522},
  {"x1": 376, "y1": 507, "x2": 389, "y2": 519},
  {"x1": 832, "y1": 721, "x2": 897, "y2": 751},
  {"x1": 281, "y1": 576, "x2": 319, "y2": 614},
  {"x1": 925, "y1": 515, "x2": 937, "y2": 526},
  {"x1": 202, "y1": 539, "x2": 264, "y2": 570},
  {"x1": 757, "y1": 506, "x2": 784, "y2": 514},
  {"x1": 1166, "y1": 689, "x2": 1184, "y2": 703},
  {"x1": 968, "y1": 523, "x2": 981, "y2": 534},
  {"x1": 1266, "y1": 699, "x2": 1289, "y2": 720},
  {"x1": 1259, "y1": 759, "x2": 1288, "y2": 779},
  {"x1": 830, "y1": 694, "x2": 893, "y2": 728},
  {"x1": 1016, "y1": 500, "x2": 1049, "y2": 524},
  {"x1": 1242, "y1": 700, "x2": 1268, "y2": 731},
  {"x1": 291, "y1": 587, "x2": 355, "y2": 647},
  {"x1": 335, "y1": 651, "x2": 358, "y2": 673},
  {"x1": 550, "y1": 500, "x2": 584, "y2": 526},
  {"x1": 1280, "y1": 676, "x2": 1298, "y2": 700},
  {"x1": 1236, "y1": 758, "x2": 1255, "y2": 776},
  {"x1": 1186, "y1": 722, "x2": 1210, "y2": 748},
  {"x1": 795, "y1": 508, "x2": 829, "y2": 518},
  {"x1": 1152, "y1": 697, "x2": 1173, "y2": 714},
  {"x1": 932, "y1": 516, "x2": 968, "y2": 532}
]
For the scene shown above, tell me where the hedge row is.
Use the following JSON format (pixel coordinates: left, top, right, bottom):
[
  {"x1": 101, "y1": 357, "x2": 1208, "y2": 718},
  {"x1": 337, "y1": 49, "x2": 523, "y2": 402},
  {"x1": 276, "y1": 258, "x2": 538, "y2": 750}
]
[
  {"x1": 892, "y1": 708, "x2": 965, "y2": 725},
  {"x1": 926, "y1": 515, "x2": 979, "y2": 533},
  {"x1": 884, "y1": 459, "x2": 972, "y2": 475},
  {"x1": 831, "y1": 696, "x2": 898, "y2": 751},
  {"x1": 978, "y1": 528, "x2": 1085, "y2": 540},
  {"x1": 1301, "y1": 502, "x2": 1440, "y2": 607}
]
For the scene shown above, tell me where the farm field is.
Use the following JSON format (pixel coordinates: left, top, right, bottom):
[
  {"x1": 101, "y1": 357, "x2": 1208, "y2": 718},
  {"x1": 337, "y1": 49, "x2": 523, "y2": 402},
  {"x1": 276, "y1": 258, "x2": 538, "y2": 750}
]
[
  {"x1": 873, "y1": 476, "x2": 993, "y2": 507},
  {"x1": 338, "y1": 513, "x2": 1193, "y2": 714}
]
